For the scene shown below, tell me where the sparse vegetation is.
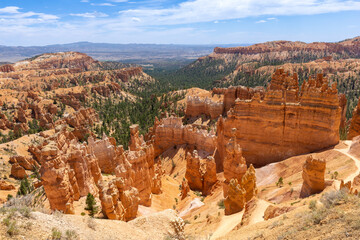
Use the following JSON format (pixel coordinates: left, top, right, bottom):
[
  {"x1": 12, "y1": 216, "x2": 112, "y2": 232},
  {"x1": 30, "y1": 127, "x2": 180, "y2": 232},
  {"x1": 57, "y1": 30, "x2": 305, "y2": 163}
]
[
  {"x1": 308, "y1": 200, "x2": 317, "y2": 211},
  {"x1": 17, "y1": 177, "x2": 34, "y2": 196},
  {"x1": 276, "y1": 177, "x2": 284, "y2": 187},
  {"x1": 51, "y1": 227, "x2": 62, "y2": 240},
  {"x1": 217, "y1": 199, "x2": 225, "y2": 209},
  {"x1": 85, "y1": 193, "x2": 98, "y2": 217}
]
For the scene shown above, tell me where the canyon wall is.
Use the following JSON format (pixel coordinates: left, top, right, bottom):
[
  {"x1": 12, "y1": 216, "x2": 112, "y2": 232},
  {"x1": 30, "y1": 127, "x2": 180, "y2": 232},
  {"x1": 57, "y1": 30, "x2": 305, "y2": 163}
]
[
  {"x1": 217, "y1": 69, "x2": 341, "y2": 167},
  {"x1": 151, "y1": 117, "x2": 217, "y2": 157},
  {"x1": 185, "y1": 96, "x2": 223, "y2": 119}
]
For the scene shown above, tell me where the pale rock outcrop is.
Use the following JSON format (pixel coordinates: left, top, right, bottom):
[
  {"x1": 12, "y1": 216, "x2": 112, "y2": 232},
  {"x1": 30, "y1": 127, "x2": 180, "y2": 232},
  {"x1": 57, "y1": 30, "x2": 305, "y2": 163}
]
[{"x1": 300, "y1": 155, "x2": 326, "y2": 197}]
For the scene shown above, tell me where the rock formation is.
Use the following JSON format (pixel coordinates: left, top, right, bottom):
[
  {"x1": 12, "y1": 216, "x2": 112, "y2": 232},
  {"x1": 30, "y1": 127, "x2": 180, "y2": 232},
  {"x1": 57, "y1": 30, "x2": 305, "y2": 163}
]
[
  {"x1": 224, "y1": 165, "x2": 257, "y2": 215},
  {"x1": 151, "y1": 116, "x2": 217, "y2": 160},
  {"x1": 180, "y1": 179, "x2": 190, "y2": 200},
  {"x1": 348, "y1": 98, "x2": 360, "y2": 139},
  {"x1": 263, "y1": 205, "x2": 295, "y2": 220},
  {"x1": 213, "y1": 39, "x2": 360, "y2": 56},
  {"x1": 222, "y1": 128, "x2": 247, "y2": 197},
  {"x1": 185, "y1": 96, "x2": 223, "y2": 119},
  {"x1": 338, "y1": 94, "x2": 347, "y2": 130},
  {"x1": 224, "y1": 179, "x2": 246, "y2": 215},
  {"x1": 152, "y1": 162, "x2": 164, "y2": 194},
  {"x1": 98, "y1": 178, "x2": 140, "y2": 221},
  {"x1": 11, "y1": 163, "x2": 27, "y2": 179},
  {"x1": 38, "y1": 126, "x2": 102, "y2": 213},
  {"x1": 217, "y1": 70, "x2": 341, "y2": 167},
  {"x1": 91, "y1": 82, "x2": 121, "y2": 97},
  {"x1": 185, "y1": 150, "x2": 217, "y2": 195},
  {"x1": 0, "y1": 180, "x2": 15, "y2": 190},
  {"x1": 117, "y1": 124, "x2": 155, "y2": 206},
  {"x1": 14, "y1": 52, "x2": 99, "y2": 71},
  {"x1": 300, "y1": 155, "x2": 326, "y2": 197},
  {"x1": 0, "y1": 64, "x2": 15, "y2": 73},
  {"x1": 9, "y1": 155, "x2": 39, "y2": 171},
  {"x1": 213, "y1": 86, "x2": 265, "y2": 114},
  {"x1": 88, "y1": 135, "x2": 118, "y2": 174}
]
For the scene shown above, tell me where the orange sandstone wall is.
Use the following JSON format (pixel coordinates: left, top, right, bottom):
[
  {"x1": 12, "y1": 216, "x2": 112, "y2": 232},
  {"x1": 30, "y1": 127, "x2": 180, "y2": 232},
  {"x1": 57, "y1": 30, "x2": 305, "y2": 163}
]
[{"x1": 218, "y1": 70, "x2": 341, "y2": 167}]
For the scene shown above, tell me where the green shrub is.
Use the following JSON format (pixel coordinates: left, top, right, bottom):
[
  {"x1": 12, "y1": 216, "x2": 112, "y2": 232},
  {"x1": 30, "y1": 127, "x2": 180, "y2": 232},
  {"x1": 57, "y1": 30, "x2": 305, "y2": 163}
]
[
  {"x1": 276, "y1": 177, "x2": 284, "y2": 187},
  {"x1": 51, "y1": 228, "x2": 62, "y2": 240},
  {"x1": 85, "y1": 193, "x2": 98, "y2": 217},
  {"x1": 217, "y1": 199, "x2": 225, "y2": 209},
  {"x1": 17, "y1": 177, "x2": 33, "y2": 196}
]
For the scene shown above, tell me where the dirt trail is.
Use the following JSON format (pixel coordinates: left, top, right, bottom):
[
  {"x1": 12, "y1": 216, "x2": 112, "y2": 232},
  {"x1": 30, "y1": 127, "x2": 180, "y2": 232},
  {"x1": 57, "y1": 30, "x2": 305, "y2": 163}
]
[
  {"x1": 210, "y1": 211, "x2": 244, "y2": 240},
  {"x1": 247, "y1": 199, "x2": 271, "y2": 225},
  {"x1": 335, "y1": 140, "x2": 360, "y2": 183}
]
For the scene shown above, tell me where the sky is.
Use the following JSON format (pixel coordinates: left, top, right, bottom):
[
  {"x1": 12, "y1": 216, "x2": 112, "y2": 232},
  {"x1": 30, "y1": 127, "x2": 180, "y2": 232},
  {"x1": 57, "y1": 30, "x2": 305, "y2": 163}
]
[{"x1": 0, "y1": 0, "x2": 360, "y2": 46}]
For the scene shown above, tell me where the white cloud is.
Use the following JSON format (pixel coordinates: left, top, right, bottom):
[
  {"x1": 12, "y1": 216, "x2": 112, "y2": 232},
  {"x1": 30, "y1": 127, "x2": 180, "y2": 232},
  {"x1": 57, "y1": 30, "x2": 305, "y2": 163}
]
[
  {"x1": 0, "y1": 6, "x2": 21, "y2": 14},
  {"x1": 81, "y1": 0, "x2": 89, "y2": 2},
  {"x1": 256, "y1": 20, "x2": 267, "y2": 23},
  {"x1": 70, "y1": 11, "x2": 109, "y2": 18},
  {"x1": 267, "y1": 17, "x2": 277, "y2": 20},
  {"x1": 131, "y1": 17, "x2": 141, "y2": 22},
  {"x1": 214, "y1": 20, "x2": 219, "y2": 23},
  {"x1": 91, "y1": 3, "x2": 115, "y2": 6},
  {"x1": 108, "y1": 0, "x2": 128, "y2": 2},
  {"x1": 116, "y1": 0, "x2": 360, "y2": 26},
  {"x1": 0, "y1": 6, "x2": 58, "y2": 26}
]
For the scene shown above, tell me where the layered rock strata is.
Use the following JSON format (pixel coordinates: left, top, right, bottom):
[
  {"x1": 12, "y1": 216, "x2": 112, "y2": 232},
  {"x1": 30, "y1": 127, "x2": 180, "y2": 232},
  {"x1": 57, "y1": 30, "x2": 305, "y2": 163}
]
[
  {"x1": 218, "y1": 70, "x2": 341, "y2": 167},
  {"x1": 300, "y1": 155, "x2": 326, "y2": 197}
]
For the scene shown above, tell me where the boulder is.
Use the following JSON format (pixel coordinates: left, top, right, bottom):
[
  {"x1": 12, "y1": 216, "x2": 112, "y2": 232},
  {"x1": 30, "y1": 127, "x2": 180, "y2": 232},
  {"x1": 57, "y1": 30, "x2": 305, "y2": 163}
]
[
  {"x1": 11, "y1": 163, "x2": 27, "y2": 179},
  {"x1": 300, "y1": 155, "x2": 326, "y2": 197}
]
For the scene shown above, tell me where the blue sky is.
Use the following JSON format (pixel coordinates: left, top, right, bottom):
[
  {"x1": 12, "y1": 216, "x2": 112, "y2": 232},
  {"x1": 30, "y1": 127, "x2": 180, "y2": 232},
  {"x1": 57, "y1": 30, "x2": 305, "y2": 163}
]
[{"x1": 0, "y1": 0, "x2": 360, "y2": 46}]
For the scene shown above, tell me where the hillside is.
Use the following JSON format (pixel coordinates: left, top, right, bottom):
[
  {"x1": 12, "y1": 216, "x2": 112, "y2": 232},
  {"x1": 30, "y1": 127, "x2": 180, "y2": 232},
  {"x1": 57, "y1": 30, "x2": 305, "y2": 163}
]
[{"x1": 1, "y1": 47, "x2": 360, "y2": 240}]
